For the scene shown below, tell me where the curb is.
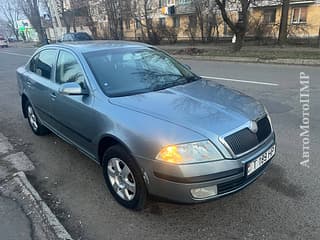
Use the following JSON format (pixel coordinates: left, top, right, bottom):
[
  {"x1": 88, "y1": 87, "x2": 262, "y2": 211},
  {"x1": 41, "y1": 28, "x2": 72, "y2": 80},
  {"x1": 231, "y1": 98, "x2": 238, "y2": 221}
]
[
  {"x1": 172, "y1": 55, "x2": 320, "y2": 66},
  {"x1": 12, "y1": 171, "x2": 73, "y2": 240}
]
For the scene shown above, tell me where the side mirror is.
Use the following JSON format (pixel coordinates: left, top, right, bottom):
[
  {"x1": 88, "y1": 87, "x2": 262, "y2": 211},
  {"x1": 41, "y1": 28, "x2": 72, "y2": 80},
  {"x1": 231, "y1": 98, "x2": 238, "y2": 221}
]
[
  {"x1": 58, "y1": 82, "x2": 88, "y2": 95},
  {"x1": 184, "y1": 64, "x2": 191, "y2": 70}
]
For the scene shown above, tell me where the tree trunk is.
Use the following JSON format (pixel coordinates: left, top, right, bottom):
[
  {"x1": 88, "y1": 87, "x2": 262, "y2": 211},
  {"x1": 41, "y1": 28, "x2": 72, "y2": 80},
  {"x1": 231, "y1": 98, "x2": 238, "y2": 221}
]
[
  {"x1": 318, "y1": 26, "x2": 320, "y2": 48},
  {"x1": 200, "y1": 20, "x2": 205, "y2": 43},
  {"x1": 233, "y1": 31, "x2": 245, "y2": 52},
  {"x1": 65, "y1": 22, "x2": 71, "y2": 33},
  {"x1": 33, "y1": 16, "x2": 48, "y2": 44},
  {"x1": 14, "y1": 30, "x2": 20, "y2": 41},
  {"x1": 36, "y1": 26, "x2": 48, "y2": 44},
  {"x1": 73, "y1": 19, "x2": 77, "y2": 32},
  {"x1": 278, "y1": 0, "x2": 289, "y2": 45}
]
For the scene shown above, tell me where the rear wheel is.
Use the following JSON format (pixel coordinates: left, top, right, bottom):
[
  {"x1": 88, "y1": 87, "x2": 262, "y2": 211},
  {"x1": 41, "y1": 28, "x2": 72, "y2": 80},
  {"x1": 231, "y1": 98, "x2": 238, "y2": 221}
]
[
  {"x1": 26, "y1": 102, "x2": 50, "y2": 136},
  {"x1": 102, "y1": 145, "x2": 147, "y2": 210}
]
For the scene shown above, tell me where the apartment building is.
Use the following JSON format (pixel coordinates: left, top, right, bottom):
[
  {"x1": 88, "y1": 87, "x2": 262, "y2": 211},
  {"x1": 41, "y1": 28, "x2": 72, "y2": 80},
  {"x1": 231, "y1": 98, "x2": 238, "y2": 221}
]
[
  {"x1": 251, "y1": 0, "x2": 320, "y2": 38},
  {"x1": 47, "y1": 0, "x2": 320, "y2": 41},
  {"x1": 121, "y1": 0, "x2": 320, "y2": 41}
]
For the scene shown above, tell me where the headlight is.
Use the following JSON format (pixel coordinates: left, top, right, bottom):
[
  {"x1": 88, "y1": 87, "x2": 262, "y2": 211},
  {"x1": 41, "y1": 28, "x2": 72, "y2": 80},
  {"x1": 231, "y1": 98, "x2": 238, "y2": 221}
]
[{"x1": 156, "y1": 140, "x2": 223, "y2": 164}]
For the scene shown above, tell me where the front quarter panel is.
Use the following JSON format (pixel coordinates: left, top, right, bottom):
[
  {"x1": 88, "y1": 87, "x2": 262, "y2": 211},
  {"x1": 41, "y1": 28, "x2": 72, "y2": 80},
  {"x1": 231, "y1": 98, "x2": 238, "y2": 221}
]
[{"x1": 92, "y1": 95, "x2": 208, "y2": 162}]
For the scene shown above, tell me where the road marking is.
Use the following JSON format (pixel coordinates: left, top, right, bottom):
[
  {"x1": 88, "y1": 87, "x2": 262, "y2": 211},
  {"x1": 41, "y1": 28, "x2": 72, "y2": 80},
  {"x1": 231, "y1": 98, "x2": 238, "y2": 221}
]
[
  {"x1": 0, "y1": 51, "x2": 31, "y2": 57},
  {"x1": 201, "y1": 75, "x2": 279, "y2": 86}
]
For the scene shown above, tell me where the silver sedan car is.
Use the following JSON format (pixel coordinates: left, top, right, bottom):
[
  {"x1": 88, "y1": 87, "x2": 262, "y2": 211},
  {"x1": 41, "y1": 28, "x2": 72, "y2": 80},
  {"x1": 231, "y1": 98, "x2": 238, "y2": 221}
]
[{"x1": 17, "y1": 41, "x2": 276, "y2": 209}]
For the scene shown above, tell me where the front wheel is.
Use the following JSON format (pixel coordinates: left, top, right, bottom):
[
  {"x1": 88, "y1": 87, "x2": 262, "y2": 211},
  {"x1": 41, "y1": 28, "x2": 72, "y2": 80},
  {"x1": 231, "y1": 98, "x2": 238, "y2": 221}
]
[
  {"x1": 102, "y1": 145, "x2": 147, "y2": 210},
  {"x1": 26, "y1": 102, "x2": 50, "y2": 136}
]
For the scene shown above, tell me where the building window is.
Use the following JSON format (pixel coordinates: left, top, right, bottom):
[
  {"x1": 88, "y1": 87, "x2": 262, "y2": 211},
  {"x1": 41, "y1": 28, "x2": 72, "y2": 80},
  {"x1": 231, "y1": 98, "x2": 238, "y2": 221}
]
[
  {"x1": 189, "y1": 15, "x2": 197, "y2": 28},
  {"x1": 291, "y1": 7, "x2": 307, "y2": 24},
  {"x1": 173, "y1": 16, "x2": 180, "y2": 28},
  {"x1": 263, "y1": 9, "x2": 276, "y2": 24},
  {"x1": 159, "y1": 18, "x2": 166, "y2": 27},
  {"x1": 167, "y1": 0, "x2": 175, "y2": 5}
]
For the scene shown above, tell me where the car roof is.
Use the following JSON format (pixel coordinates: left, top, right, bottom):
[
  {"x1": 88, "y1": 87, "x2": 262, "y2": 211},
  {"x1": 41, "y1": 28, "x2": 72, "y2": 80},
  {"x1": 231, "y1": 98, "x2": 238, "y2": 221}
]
[{"x1": 48, "y1": 40, "x2": 152, "y2": 54}]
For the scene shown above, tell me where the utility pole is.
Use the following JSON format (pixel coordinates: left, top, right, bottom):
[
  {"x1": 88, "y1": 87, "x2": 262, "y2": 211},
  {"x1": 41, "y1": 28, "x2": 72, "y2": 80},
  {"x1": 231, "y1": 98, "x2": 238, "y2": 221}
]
[{"x1": 47, "y1": 0, "x2": 63, "y2": 41}]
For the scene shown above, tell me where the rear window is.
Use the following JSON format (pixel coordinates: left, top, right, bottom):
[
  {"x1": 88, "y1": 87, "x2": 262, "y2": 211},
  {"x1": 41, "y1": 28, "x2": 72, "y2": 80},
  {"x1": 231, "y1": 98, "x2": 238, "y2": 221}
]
[{"x1": 29, "y1": 49, "x2": 58, "y2": 80}]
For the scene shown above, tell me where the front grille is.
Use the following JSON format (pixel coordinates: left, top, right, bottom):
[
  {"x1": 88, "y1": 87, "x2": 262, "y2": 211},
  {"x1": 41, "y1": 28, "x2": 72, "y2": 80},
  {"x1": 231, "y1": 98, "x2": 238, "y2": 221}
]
[
  {"x1": 217, "y1": 160, "x2": 270, "y2": 194},
  {"x1": 224, "y1": 116, "x2": 271, "y2": 155}
]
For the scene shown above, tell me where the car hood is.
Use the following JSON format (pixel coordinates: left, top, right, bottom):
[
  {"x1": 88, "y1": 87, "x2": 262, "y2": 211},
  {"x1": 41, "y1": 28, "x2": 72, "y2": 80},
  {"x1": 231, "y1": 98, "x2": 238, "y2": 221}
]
[{"x1": 109, "y1": 80, "x2": 266, "y2": 139}]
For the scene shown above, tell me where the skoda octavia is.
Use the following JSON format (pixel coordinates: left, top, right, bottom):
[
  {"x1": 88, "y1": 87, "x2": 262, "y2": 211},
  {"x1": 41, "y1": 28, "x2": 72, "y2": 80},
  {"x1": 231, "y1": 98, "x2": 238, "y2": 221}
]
[{"x1": 17, "y1": 41, "x2": 276, "y2": 209}]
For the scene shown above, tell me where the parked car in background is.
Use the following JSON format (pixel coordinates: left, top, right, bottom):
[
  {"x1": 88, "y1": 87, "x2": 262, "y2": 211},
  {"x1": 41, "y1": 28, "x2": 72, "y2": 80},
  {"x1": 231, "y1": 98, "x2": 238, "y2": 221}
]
[
  {"x1": 60, "y1": 32, "x2": 93, "y2": 42},
  {"x1": 16, "y1": 41, "x2": 276, "y2": 210},
  {"x1": 0, "y1": 37, "x2": 8, "y2": 48},
  {"x1": 8, "y1": 36, "x2": 19, "y2": 42}
]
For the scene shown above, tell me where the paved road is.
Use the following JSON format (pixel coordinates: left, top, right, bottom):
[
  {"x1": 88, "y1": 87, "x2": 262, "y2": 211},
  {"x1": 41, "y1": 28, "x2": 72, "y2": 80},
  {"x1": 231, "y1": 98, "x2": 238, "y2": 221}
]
[{"x1": 0, "y1": 47, "x2": 319, "y2": 240}]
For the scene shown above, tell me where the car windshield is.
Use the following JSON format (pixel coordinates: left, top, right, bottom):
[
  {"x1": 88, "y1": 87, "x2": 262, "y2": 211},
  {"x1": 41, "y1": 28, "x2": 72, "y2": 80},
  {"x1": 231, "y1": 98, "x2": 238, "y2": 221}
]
[{"x1": 84, "y1": 47, "x2": 200, "y2": 97}]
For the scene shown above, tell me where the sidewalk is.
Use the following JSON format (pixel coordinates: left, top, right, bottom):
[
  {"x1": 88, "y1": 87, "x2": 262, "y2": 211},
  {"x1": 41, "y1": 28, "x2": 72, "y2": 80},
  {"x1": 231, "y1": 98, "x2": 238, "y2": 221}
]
[
  {"x1": 0, "y1": 133, "x2": 72, "y2": 240},
  {"x1": 159, "y1": 44, "x2": 320, "y2": 66}
]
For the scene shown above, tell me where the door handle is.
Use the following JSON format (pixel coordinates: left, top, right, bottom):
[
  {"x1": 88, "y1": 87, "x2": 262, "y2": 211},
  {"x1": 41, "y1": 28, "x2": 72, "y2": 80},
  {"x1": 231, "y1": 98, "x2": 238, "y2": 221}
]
[{"x1": 50, "y1": 92, "x2": 57, "y2": 100}]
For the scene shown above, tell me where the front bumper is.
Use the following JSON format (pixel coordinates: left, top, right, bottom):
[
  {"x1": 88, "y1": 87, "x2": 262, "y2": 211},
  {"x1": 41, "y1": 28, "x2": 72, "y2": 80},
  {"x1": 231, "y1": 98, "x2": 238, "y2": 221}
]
[{"x1": 135, "y1": 133, "x2": 276, "y2": 203}]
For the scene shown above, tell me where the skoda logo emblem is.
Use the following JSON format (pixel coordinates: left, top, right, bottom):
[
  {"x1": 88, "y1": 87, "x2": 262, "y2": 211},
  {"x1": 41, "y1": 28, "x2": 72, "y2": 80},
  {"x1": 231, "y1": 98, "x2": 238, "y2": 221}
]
[{"x1": 249, "y1": 121, "x2": 258, "y2": 133}]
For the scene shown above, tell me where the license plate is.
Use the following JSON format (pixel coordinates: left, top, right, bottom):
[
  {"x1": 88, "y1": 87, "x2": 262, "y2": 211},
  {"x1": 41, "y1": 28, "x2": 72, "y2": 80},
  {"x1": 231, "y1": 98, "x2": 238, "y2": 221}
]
[{"x1": 246, "y1": 145, "x2": 276, "y2": 176}]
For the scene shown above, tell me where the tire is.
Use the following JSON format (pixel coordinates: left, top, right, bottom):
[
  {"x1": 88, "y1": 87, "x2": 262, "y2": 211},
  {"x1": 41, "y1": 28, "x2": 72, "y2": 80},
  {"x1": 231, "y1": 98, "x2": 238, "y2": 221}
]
[
  {"x1": 25, "y1": 102, "x2": 50, "y2": 136},
  {"x1": 102, "y1": 145, "x2": 147, "y2": 210}
]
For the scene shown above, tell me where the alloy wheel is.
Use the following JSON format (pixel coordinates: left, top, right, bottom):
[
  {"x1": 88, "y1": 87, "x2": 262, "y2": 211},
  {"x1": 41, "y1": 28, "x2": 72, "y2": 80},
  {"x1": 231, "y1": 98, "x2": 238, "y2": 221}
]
[
  {"x1": 27, "y1": 106, "x2": 38, "y2": 131},
  {"x1": 107, "y1": 157, "x2": 136, "y2": 201}
]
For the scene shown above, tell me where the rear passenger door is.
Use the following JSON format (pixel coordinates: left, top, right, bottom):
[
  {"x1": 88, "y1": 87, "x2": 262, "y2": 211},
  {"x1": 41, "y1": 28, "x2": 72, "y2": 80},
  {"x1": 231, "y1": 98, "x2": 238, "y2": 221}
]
[{"x1": 25, "y1": 49, "x2": 58, "y2": 126}]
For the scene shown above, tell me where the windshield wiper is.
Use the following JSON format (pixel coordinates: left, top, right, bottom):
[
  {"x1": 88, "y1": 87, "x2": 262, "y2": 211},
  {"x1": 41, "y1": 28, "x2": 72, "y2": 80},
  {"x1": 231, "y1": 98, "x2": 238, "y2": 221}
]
[
  {"x1": 109, "y1": 88, "x2": 152, "y2": 97},
  {"x1": 132, "y1": 70, "x2": 183, "y2": 78}
]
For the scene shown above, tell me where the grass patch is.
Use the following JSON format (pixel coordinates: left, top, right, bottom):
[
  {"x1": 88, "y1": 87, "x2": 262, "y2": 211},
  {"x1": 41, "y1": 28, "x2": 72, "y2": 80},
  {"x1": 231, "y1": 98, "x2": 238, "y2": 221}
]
[{"x1": 165, "y1": 46, "x2": 320, "y2": 60}]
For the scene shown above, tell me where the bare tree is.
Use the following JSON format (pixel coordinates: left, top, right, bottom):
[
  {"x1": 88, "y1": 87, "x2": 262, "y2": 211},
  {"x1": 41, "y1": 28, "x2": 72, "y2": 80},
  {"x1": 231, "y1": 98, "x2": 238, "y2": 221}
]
[
  {"x1": 278, "y1": 0, "x2": 289, "y2": 45},
  {"x1": 131, "y1": 0, "x2": 161, "y2": 44},
  {"x1": 193, "y1": 0, "x2": 221, "y2": 42},
  {"x1": 215, "y1": 0, "x2": 251, "y2": 51},
  {"x1": 184, "y1": 15, "x2": 197, "y2": 44},
  {"x1": 101, "y1": 0, "x2": 132, "y2": 40},
  {"x1": 193, "y1": 0, "x2": 217, "y2": 42},
  {"x1": 19, "y1": 0, "x2": 48, "y2": 44},
  {"x1": 0, "y1": 0, "x2": 20, "y2": 40},
  {"x1": 104, "y1": 0, "x2": 123, "y2": 39},
  {"x1": 69, "y1": 0, "x2": 98, "y2": 38},
  {"x1": 56, "y1": 0, "x2": 75, "y2": 33}
]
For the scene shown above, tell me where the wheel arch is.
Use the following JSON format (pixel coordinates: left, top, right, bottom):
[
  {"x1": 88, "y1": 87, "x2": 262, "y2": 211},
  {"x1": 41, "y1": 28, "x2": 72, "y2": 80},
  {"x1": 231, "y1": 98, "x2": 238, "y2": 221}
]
[
  {"x1": 97, "y1": 134, "x2": 134, "y2": 165},
  {"x1": 21, "y1": 94, "x2": 29, "y2": 118}
]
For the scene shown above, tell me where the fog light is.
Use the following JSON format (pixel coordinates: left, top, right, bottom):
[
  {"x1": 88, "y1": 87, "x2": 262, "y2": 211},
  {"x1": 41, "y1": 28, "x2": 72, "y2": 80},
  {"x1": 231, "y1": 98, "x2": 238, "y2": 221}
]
[{"x1": 190, "y1": 185, "x2": 217, "y2": 199}]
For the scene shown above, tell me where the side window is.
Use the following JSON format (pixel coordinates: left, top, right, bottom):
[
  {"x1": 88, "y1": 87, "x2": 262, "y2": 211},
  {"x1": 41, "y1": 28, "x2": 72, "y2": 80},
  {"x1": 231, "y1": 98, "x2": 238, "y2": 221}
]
[
  {"x1": 56, "y1": 51, "x2": 85, "y2": 88},
  {"x1": 29, "y1": 53, "x2": 39, "y2": 73},
  {"x1": 29, "y1": 50, "x2": 57, "y2": 80}
]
